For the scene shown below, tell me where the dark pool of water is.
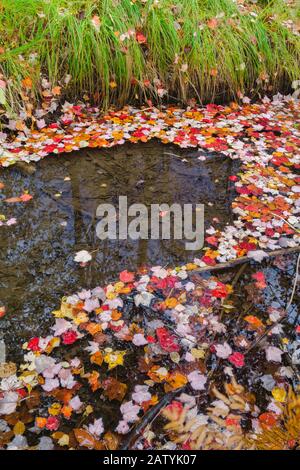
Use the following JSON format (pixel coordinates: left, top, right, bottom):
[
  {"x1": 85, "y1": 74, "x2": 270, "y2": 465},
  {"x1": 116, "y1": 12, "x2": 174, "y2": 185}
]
[{"x1": 0, "y1": 142, "x2": 239, "y2": 353}]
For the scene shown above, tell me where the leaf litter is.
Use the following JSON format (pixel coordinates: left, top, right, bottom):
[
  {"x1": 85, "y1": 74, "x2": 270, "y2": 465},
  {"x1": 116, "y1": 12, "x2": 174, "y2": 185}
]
[{"x1": 0, "y1": 94, "x2": 299, "y2": 450}]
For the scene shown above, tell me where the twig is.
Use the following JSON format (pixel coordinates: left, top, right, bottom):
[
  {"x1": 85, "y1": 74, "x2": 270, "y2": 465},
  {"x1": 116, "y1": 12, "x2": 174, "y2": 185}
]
[
  {"x1": 163, "y1": 152, "x2": 182, "y2": 159},
  {"x1": 286, "y1": 253, "x2": 300, "y2": 311},
  {"x1": 231, "y1": 263, "x2": 248, "y2": 289},
  {"x1": 191, "y1": 246, "x2": 300, "y2": 274},
  {"x1": 270, "y1": 213, "x2": 300, "y2": 234},
  {"x1": 120, "y1": 386, "x2": 187, "y2": 450}
]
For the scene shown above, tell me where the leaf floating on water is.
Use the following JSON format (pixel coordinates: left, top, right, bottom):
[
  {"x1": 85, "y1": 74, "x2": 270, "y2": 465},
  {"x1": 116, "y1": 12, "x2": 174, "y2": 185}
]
[
  {"x1": 74, "y1": 250, "x2": 92, "y2": 266},
  {"x1": 5, "y1": 193, "x2": 33, "y2": 203},
  {"x1": 102, "y1": 377, "x2": 127, "y2": 402}
]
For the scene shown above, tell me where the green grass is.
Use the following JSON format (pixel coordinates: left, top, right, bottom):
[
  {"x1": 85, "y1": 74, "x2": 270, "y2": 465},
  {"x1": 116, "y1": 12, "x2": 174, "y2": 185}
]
[{"x1": 0, "y1": 0, "x2": 299, "y2": 114}]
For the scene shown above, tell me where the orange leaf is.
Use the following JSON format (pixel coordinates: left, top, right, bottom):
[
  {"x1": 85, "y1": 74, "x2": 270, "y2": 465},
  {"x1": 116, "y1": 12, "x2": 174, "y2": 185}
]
[
  {"x1": 111, "y1": 309, "x2": 122, "y2": 321},
  {"x1": 36, "y1": 417, "x2": 47, "y2": 429},
  {"x1": 5, "y1": 197, "x2": 22, "y2": 203},
  {"x1": 0, "y1": 306, "x2": 6, "y2": 318},
  {"x1": 19, "y1": 193, "x2": 33, "y2": 202},
  {"x1": 207, "y1": 18, "x2": 218, "y2": 29},
  {"x1": 52, "y1": 86, "x2": 61, "y2": 96},
  {"x1": 90, "y1": 351, "x2": 103, "y2": 366},
  {"x1": 85, "y1": 322, "x2": 102, "y2": 336},
  {"x1": 87, "y1": 370, "x2": 101, "y2": 391},
  {"x1": 244, "y1": 315, "x2": 264, "y2": 329},
  {"x1": 22, "y1": 77, "x2": 33, "y2": 89},
  {"x1": 259, "y1": 412, "x2": 277, "y2": 429},
  {"x1": 147, "y1": 365, "x2": 168, "y2": 383},
  {"x1": 165, "y1": 371, "x2": 188, "y2": 391}
]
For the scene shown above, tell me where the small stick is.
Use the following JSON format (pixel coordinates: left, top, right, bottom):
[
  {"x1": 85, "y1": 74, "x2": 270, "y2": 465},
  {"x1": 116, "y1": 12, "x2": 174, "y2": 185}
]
[
  {"x1": 120, "y1": 386, "x2": 187, "y2": 450},
  {"x1": 191, "y1": 246, "x2": 300, "y2": 275}
]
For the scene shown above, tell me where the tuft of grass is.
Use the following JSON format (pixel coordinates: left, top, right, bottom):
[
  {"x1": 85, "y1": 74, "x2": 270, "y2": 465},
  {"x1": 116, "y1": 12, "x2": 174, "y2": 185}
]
[{"x1": 0, "y1": 0, "x2": 299, "y2": 114}]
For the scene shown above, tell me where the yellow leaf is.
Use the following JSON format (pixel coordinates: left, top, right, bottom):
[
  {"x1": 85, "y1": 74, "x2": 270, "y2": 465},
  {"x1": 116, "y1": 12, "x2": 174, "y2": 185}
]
[
  {"x1": 83, "y1": 405, "x2": 94, "y2": 418},
  {"x1": 191, "y1": 348, "x2": 206, "y2": 359},
  {"x1": 13, "y1": 421, "x2": 25, "y2": 435},
  {"x1": 103, "y1": 349, "x2": 126, "y2": 370},
  {"x1": 15, "y1": 120, "x2": 25, "y2": 131},
  {"x1": 58, "y1": 434, "x2": 69, "y2": 446},
  {"x1": 52, "y1": 298, "x2": 74, "y2": 319},
  {"x1": 73, "y1": 311, "x2": 89, "y2": 325},
  {"x1": 272, "y1": 387, "x2": 286, "y2": 403},
  {"x1": 170, "y1": 352, "x2": 180, "y2": 363},
  {"x1": 165, "y1": 297, "x2": 178, "y2": 308},
  {"x1": 165, "y1": 371, "x2": 188, "y2": 391},
  {"x1": 48, "y1": 402, "x2": 62, "y2": 416},
  {"x1": 185, "y1": 263, "x2": 198, "y2": 270}
]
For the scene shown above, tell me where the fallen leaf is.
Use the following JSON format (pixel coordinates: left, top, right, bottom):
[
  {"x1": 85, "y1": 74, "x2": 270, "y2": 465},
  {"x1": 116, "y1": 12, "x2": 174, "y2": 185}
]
[
  {"x1": 103, "y1": 431, "x2": 120, "y2": 450},
  {"x1": 102, "y1": 377, "x2": 127, "y2": 401},
  {"x1": 13, "y1": 421, "x2": 25, "y2": 436},
  {"x1": 74, "y1": 428, "x2": 96, "y2": 449},
  {"x1": 0, "y1": 362, "x2": 17, "y2": 378}
]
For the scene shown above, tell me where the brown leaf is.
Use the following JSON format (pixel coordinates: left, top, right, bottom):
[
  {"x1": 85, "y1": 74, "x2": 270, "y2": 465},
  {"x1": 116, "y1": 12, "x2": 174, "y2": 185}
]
[
  {"x1": 4, "y1": 197, "x2": 22, "y2": 203},
  {"x1": 94, "y1": 440, "x2": 106, "y2": 450},
  {"x1": 94, "y1": 332, "x2": 108, "y2": 345},
  {"x1": 102, "y1": 377, "x2": 127, "y2": 402},
  {"x1": 26, "y1": 390, "x2": 41, "y2": 410},
  {"x1": 138, "y1": 356, "x2": 154, "y2": 373},
  {"x1": 74, "y1": 428, "x2": 96, "y2": 449},
  {"x1": 48, "y1": 388, "x2": 75, "y2": 404},
  {"x1": 0, "y1": 431, "x2": 14, "y2": 447}
]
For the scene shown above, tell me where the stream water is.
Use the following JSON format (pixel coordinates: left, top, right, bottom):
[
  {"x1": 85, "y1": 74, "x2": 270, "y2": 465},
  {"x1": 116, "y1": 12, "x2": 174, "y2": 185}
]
[{"x1": 0, "y1": 142, "x2": 239, "y2": 356}]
